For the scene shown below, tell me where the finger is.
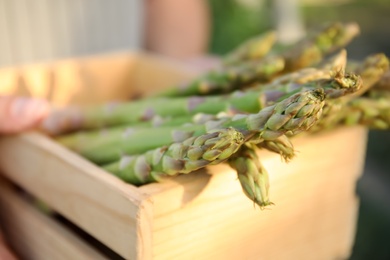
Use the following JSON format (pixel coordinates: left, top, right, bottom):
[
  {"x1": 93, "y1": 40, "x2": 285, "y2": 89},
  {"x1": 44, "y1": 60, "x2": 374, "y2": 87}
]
[{"x1": 0, "y1": 96, "x2": 50, "y2": 134}]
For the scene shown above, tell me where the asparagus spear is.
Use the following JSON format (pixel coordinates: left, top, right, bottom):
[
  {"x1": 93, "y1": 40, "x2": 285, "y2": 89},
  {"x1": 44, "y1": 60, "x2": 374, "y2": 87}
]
[
  {"x1": 258, "y1": 134, "x2": 295, "y2": 162},
  {"x1": 350, "y1": 53, "x2": 389, "y2": 97},
  {"x1": 343, "y1": 94, "x2": 390, "y2": 129},
  {"x1": 316, "y1": 90, "x2": 390, "y2": 131},
  {"x1": 58, "y1": 113, "x2": 218, "y2": 151},
  {"x1": 45, "y1": 71, "x2": 361, "y2": 135},
  {"x1": 228, "y1": 144, "x2": 272, "y2": 208},
  {"x1": 68, "y1": 88, "x2": 326, "y2": 165},
  {"x1": 102, "y1": 89, "x2": 325, "y2": 184},
  {"x1": 373, "y1": 69, "x2": 390, "y2": 91},
  {"x1": 247, "y1": 52, "x2": 348, "y2": 160},
  {"x1": 281, "y1": 22, "x2": 359, "y2": 71},
  {"x1": 311, "y1": 54, "x2": 389, "y2": 132},
  {"x1": 223, "y1": 31, "x2": 276, "y2": 66},
  {"x1": 154, "y1": 22, "x2": 359, "y2": 98},
  {"x1": 59, "y1": 112, "x2": 297, "y2": 163},
  {"x1": 249, "y1": 49, "x2": 347, "y2": 92},
  {"x1": 103, "y1": 128, "x2": 245, "y2": 185},
  {"x1": 156, "y1": 56, "x2": 286, "y2": 97},
  {"x1": 316, "y1": 49, "x2": 348, "y2": 71}
]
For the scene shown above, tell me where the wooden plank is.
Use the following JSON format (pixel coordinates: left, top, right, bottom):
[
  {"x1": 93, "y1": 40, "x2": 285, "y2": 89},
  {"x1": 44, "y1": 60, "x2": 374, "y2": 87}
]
[
  {"x1": 0, "y1": 179, "x2": 108, "y2": 260},
  {"x1": 0, "y1": 51, "x2": 195, "y2": 103},
  {"x1": 0, "y1": 133, "x2": 153, "y2": 259},
  {"x1": 140, "y1": 127, "x2": 367, "y2": 259}
]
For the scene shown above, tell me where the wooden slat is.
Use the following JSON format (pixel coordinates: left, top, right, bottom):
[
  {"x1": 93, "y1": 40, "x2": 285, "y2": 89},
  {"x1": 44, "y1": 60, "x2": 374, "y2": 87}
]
[
  {"x1": 140, "y1": 127, "x2": 367, "y2": 260},
  {"x1": 0, "y1": 179, "x2": 108, "y2": 260},
  {"x1": 0, "y1": 133, "x2": 153, "y2": 259}
]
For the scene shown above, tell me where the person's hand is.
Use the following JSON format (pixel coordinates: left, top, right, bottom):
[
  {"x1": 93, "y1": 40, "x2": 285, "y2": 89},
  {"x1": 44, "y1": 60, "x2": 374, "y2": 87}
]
[
  {"x1": 0, "y1": 96, "x2": 50, "y2": 134},
  {"x1": 0, "y1": 96, "x2": 50, "y2": 260}
]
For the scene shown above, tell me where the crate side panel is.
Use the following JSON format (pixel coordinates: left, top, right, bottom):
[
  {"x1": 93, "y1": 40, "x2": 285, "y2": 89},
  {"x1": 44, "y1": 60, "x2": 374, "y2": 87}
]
[
  {"x1": 0, "y1": 52, "x2": 139, "y2": 106},
  {"x1": 0, "y1": 133, "x2": 151, "y2": 259},
  {"x1": 145, "y1": 127, "x2": 367, "y2": 260},
  {"x1": 0, "y1": 179, "x2": 108, "y2": 260}
]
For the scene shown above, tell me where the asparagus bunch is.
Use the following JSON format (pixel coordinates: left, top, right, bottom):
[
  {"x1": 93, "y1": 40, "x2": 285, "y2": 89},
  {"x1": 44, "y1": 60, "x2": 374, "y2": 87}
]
[
  {"x1": 48, "y1": 21, "x2": 390, "y2": 208},
  {"x1": 104, "y1": 128, "x2": 245, "y2": 185},
  {"x1": 350, "y1": 53, "x2": 389, "y2": 97},
  {"x1": 312, "y1": 53, "x2": 389, "y2": 132},
  {"x1": 100, "y1": 88, "x2": 325, "y2": 190},
  {"x1": 62, "y1": 89, "x2": 325, "y2": 165},
  {"x1": 46, "y1": 71, "x2": 360, "y2": 135},
  {"x1": 281, "y1": 22, "x2": 359, "y2": 71},
  {"x1": 155, "y1": 22, "x2": 359, "y2": 98},
  {"x1": 57, "y1": 71, "x2": 361, "y2": 164},
  {"x1": 316, "y1": 90, "x2": 390, "y2": 131}
]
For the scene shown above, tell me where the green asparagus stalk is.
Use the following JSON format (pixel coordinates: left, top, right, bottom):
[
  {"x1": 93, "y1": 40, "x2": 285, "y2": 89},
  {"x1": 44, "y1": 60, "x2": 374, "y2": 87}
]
[
  {"x1": 373, "y1": 69, "x2": 390, "y2": 91},
  {"x1": 102, "y1": 89, "x2": 326, "y2": 184},
  {"x1": 311, "y1": 54, "x2": 389, "y2": 132},
  {"x1": 154, "y1": 22, "x2": 359, "y2": 98},
  {"x1": 228, "y1": 144, "x2": 273, "y2": 208},
  {"x1": 59, "y1": 112, "x2": 297, "y2": 163},
  {"x1": 250, "y1": 49, "x2": 347, "y2": 92},
  {"x1": 63, "y1": 89, "x2": 326, "y2": 165},
  {"x1": 281, "y1": 22, "x2": 359, "y2": 71},
  {"x1": 343, "y1": 95, "x2": 390, "y2": 129},
  {"x1": 156, "y1": 56, "x2": 286, "y2": 97},
  {"x1": 103, "y1": 127, "x2": 245, "y2": 185},
  {"x1": 223, "y1": 31, "x2": 276, "y2": 66},
  {"x1": 258, "y1": 134, "x2": 295, "y2": 162},
  {"x1": 58, "y1": 113, "x2": 218, "y2": 151},
  {"x1": 45, "y1": 71, "x2": 361, "y2": 135},
  {"x1": 350, "y1": 53, "x2": 389, "y2": 97},
  {"x1": 316, "y1": 49, "x2": 348, "y2": 71},
  {"x1": 316, "y1": 90, "x2": 390, "y2": 131}
]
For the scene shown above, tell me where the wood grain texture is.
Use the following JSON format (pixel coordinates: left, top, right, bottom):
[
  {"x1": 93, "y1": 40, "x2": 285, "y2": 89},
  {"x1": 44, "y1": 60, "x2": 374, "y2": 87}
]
[
  {"x1": 0, "y1": 179, "x2": 108, "y2": 260},
  {"x1": 0, "y1": 133, "x2": 153, "y2": 259},
  {"x1": 140, "y1": 127, "x2": 367, "y2": 260},
  {"x1": 0, "y1": 52, "x2": 196, "y2": 259}
]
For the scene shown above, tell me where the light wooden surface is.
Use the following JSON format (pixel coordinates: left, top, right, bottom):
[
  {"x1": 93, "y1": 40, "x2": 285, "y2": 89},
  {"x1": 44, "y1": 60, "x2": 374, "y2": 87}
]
[
  {"x1": 141, "y1": 126, "x2": 366, "y2": 260},
  {"x1": 0, "y1": 179, "x2": 108, "y2": 260},
  {"x1": 0, "y1": 128, "x2": 367, "y2": 260},
  {"x1": 0, "y1": 52, "x2": 367, "y2": 259},
  {"x1": 0, "y1": 132, "x2": 152, "y2": 259},
  {"x1": 0, "y1": 52, "x2": 195, "y2": 259},
  {"x1": 0, "y1": 51, "x2": 196, "y2": 106}
]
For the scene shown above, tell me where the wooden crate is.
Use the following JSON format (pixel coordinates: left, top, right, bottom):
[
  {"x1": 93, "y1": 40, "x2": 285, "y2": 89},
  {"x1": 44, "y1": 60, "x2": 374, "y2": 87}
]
[
  {"x1": 0, "y1": 52, "x2": 368, "y2": 260},
  {"x1": 0, "y1": 178, "x2": 109, "y2": 260}
]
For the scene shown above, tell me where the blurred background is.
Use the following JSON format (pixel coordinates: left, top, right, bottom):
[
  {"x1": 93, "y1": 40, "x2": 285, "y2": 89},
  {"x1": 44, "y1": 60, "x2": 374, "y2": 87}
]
[{"x1": 0, "y1": 0, "x2": 389, "y2": 259}]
